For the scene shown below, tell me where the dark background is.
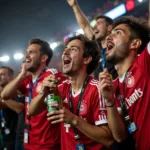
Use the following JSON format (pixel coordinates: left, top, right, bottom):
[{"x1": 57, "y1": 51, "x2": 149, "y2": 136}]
[{"x1": 0, "y1": 0, "x2": 148, "y2": 73}]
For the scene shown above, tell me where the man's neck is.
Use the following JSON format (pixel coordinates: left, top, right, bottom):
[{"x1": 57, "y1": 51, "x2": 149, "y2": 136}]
[
  {"x1": 31, "y1": 65, "x2": 46, "y2": 79},
  {"x1": 101, "y1": 39, "x2": 107, "y2": 49},
  {"x1": 115, "y1": 56, "x2": 135, "y2": 78},
  {"x1": 70, "y1": 72, "x2": 88, "y2": 94}
]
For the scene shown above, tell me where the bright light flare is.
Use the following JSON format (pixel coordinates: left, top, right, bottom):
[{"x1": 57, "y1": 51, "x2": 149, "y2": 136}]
[
  {"x1": 14, "y1": 53, "x2": 24, "y2": 60},
  {"x1": 0, "y1": 55, "x2": 10, "y2": 62},
  {"x1": 76, "y1": 29, "x2": 84, "y2": 34},
  {"x1": 50, "y1": 42, "x2": 58, "y2": 50},
  {"x1": 105, "y1": 4, "x2": 126, "y2": 19}
]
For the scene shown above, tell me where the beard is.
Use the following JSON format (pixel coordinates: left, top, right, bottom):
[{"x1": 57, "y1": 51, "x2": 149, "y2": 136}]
[
  {"x1": 106, "y1": 44, "x2": 130, "y2": 65},
  {"x1": 62, "y1": 67, "x2": 73, "y2": 76},
  {"x1": 95, "y1": 30, "x2": 108, "y2": 42},
  {"x1": 95, "y1": 33, "x2": 106, "y2": 42},
  {"x1": 62, "y1": 63, "x2": 82, "y2": 77},
  {"x1": 26, "y1": 61, "x2": 41, "y2": 73}
]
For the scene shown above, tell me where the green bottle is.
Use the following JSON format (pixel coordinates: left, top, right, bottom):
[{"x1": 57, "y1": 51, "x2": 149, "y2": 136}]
[{"x1": 45, "y1": 94, "x2": 60, "y2": 112}]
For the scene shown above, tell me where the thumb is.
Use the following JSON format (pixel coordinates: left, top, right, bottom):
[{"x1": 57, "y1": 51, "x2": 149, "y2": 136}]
[
  {"x1": 104, "y1": 68, "x2": 108, "y2": 73},
  {"x1": 21, "y1": 63, "x2": 26, "y2": 73}
]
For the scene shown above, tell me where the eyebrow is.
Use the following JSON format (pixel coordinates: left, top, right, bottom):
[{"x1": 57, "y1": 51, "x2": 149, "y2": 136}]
[
  {"x1": 65, "y1": 45, "x2": 80, "y2": 50},
  {"x1": 112, "y1": 28, "x2": 126, "y2": 33},
  {"x1": 26, "y1": 49, "x2": 36, "y2": 52}
]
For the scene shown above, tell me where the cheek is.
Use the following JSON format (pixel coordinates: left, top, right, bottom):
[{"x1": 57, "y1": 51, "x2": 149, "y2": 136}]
[
  {"x1": 71, "y1": 53, "x2": 78, "y2": 60},
  {"x1": 114, "y1": 37, "x2": 123, "y2": 46},
  {"x1": 98, "y1": 25, "x2": 102, "y2": 31}
]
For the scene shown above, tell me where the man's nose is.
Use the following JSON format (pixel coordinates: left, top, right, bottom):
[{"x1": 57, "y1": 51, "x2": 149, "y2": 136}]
[
  {"x1": 63, "y1": 47, "x2": 70, "y2": 55},
  {"x1": 106, "y1": 33, "x2": 113, "y2": 41}
]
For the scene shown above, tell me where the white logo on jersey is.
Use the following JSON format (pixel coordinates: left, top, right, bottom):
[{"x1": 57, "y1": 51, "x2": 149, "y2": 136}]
[
  {"x1": 125, "y1": 88, "x2": 143, "y2": 108},
  {"x1": 79, "y1": 100, "x2": 87, "y2": 115},
  {"x1": 126, "y1": 72, "x2": 135, "y2": 88},
  {"x1": 36, "y1": 82, "x2": 42, "y2": 93},
  {"x1": 64, "y1": 123, "x2": 70, "y2": 133},
  {"x1": 63, "y1": 98, "x2": 68, "y2": 103},
  {"x1": 26, "y1": 84, "x2": 29, "y2": 89}
]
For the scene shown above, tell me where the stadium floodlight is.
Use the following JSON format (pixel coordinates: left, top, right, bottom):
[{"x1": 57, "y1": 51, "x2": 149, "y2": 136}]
[
  {"x1": 138, "y1": 0, "x2": 143, "y2": 2},
  {"x1": 0, "y1": 55, "x2": 10, "y2": 62},
  {"x1": 14, "y1": 53, "x2": 24, "y2": 60},
  {"x1": 76, "y1": 29, "x2": 84, "y2": 34},
  {"x1": 90, "y1": 20, "x2": 96, "y2": 27},
  {"x1": 105, "y1": 4, "x2": 126, "y2": 20},
  {"x1": 50, "y1": 42, "x2": 58, "y2": 50}
]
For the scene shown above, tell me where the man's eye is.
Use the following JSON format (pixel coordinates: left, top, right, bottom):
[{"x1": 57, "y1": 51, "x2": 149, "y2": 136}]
[
  {"x1": 97, "y1": 22, "x2": 102, "y2": 25},
  {"x1": 70, "y1": 47, "x2": 77, "y2": 51},
  {"x1": 116, "y1": 31, "x2": 121, "y2": 35},
  {"x1": 28, "y1": 51, "x2": 35, "y2": 54}
]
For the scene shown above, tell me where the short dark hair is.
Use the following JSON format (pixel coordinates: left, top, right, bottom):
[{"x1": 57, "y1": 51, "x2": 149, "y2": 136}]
[
  {"x1": 29, "y1": 38, "x2": 53, "y2": 66},
  {"x1": 65, "y1": 34, "x2": 100, "y2": 75},
  {"x1": 113, "y1": 16, "x2": 150, "y2": 54},
  {"x1": 95, "y1": 15, "x2": 114, "y2": 25},
  {"x1": 0, "y1": 66, "x2": 14, "y2": 77}
]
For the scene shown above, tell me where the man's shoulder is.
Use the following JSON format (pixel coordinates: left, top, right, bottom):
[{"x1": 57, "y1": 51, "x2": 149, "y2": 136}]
[
  {"x1": 88, "y1": 77, "x2": 99, "y2": 87},
  {"x1": 44, "y1": 68, "x2": 67, "y2": 82},
  {"x1": 45, "y1": 68, "x2": 60, "y2": 74},
  {"x1": 58, "y1": 79, "x2": 70, "y2": 88},
  {"x1": 20, "y1": 76, "x2": 31, "y2": 86}
]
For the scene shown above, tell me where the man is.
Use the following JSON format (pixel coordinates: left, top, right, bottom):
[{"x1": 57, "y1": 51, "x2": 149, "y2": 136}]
[
  {"x1": 99, "y1": 16, "x2": 150, "y2": 150},
  {"x1": 0, "y1": 66, "x2": 21, "y2": 150},
  {"x1": 32, "y1": 34, "x2": 114, "y2": 150},
  {"x1": 1, "y1": 39, "x2": 66, "y2": 150},
  {"x1": 66, "y1": 0, "x2": 118, "y2": 80}
]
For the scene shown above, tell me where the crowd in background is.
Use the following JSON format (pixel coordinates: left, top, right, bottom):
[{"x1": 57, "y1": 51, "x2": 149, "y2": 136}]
[{"x1": 0, "y1": 0, "x2": 150, "y2": 150}]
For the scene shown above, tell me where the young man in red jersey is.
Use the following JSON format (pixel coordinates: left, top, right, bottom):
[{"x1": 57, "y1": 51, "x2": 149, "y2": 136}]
[
  {"x1": 99, "y1": 16, "x2": 150, "y2": 150},
  {"x1": 1, "y1": 39, "x2": 66, "y2": 150},
  {"x1": 36, "y1": 34, "x2": 114, "y2": 150},
  {"x1": 66, "y1": 0, "x2": 118, "y2": 80}
]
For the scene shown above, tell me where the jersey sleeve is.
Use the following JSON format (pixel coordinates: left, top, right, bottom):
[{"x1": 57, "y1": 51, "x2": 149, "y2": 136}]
[
  {"x1": 113, "y1": 79, "x2": 122, "y2": 111},
  {"x1": 91, "y1": 85, "x2": 108, "y2": 126},
  {"x1": 136, "y1": 42, "x2": 150, "y2": 74},
  {"x1": 18, "y1": 79, "x2": 28, "y2": 95},
  {"x1": 46, "y1": 68, "x2": 68, "y2": 85}
]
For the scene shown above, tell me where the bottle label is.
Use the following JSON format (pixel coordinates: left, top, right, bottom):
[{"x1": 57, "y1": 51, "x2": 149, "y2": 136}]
[{"x1": 45, "y1": 94, "x2": 60, "y2": 112}]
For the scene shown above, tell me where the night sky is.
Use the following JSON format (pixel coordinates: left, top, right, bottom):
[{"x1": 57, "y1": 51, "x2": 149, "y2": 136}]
[
  {"x1": 0, "y1": 0, "x2": 106, "y2": 55},
  {"x1": 0, "y1": 0, "x2": 148, "y2": 72}
]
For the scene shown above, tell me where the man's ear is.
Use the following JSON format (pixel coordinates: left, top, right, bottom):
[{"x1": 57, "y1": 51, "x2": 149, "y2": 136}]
[
  {"x1": 130, "y1": 39, "x2": 142, "y2": 50},
  {"x1": 83, "y1": 56, "x2": 92, "y2": 65},
  {"x1": 107, "y1": 24, "x2": 113, "y2": 32},
  {"x1": 41, "y1": 54, "x2": 48, "y2": 63}
]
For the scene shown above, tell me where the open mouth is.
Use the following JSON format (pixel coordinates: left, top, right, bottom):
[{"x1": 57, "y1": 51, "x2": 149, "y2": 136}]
[
  {"x1": 94, "y1": 30, "x2": 99, "y2": 35},
  {"x1": 64, "y1": 60, "x2": 71, "y2": 65},
  {"x1": 63, "y1": 57, "x2": 71, "y2": 67},
  {"x1": 25, "y1": 59, "x2": 32, "y2": 65},
  {"x1": 106, "y1": 41, "x2": 114, "y2": 53}
]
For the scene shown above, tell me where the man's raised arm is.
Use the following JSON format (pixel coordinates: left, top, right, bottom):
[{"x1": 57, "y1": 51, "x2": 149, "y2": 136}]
[{"x1": 66, "y1": 0, "x2": 94, "y2": 39}]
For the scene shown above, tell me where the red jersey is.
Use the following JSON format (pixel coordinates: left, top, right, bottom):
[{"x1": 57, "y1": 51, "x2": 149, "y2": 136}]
[
  {"x1": 114, "y1": 43, "x2": 150, "y2": 150},
  {"x1": 58, "y1": 76, "x2": 107, "y2": 150},
  {"x1": 19, "y1": 68, "x2": 66, "y2": 150}
]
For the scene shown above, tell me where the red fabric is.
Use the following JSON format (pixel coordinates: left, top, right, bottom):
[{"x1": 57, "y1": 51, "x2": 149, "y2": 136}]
[
  {"x1": 19, "y1": 68, "x2": 66, "y2": 150},
  {"x1": 58, "y1": 77, "x2": 107, "y2": 150},
  {"x1": 114, "y1": 44, "x2": 150, "y2": 150}
]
